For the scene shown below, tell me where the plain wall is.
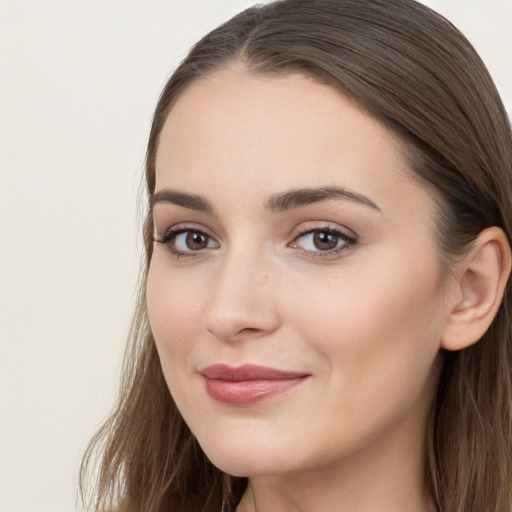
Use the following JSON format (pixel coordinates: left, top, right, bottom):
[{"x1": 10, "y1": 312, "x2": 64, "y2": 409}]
[{"x1": 0, "y1": 1, "x2": 510, "y2": 511}]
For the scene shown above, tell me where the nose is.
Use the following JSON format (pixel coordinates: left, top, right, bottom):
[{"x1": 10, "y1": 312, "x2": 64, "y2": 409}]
[{"x1": 204, "y1": 248, "x2": 280, "y2": 343}]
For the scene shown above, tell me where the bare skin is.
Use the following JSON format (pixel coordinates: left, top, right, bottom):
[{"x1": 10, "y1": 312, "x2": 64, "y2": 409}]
[{"x1": 147, "y1": 65, "x2": 508, "y2": 512}]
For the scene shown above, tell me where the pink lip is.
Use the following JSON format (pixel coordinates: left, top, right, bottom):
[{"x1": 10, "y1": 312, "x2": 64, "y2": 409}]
[{"x1": 200, "y1": 364, "x2": 309, "y2": 406}]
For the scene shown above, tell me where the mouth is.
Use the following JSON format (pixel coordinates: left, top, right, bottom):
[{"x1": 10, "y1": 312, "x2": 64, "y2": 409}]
[{"x1": 199, "y1": 364, "x2": 310, "y2": 406}]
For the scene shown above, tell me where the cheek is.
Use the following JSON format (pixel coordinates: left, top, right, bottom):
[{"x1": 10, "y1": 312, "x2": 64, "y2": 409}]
[
  {"x1": 285, "y1": 251, "x2": 445, "y2": 394},
  {"x1": 146, "y1": 260, "x2": 205, "y2": 368},
  {"x1": 146, "y1": 264, "x2": 209, "y2": 425}
]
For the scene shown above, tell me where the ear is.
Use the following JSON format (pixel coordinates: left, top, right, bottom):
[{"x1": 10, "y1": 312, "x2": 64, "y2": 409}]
[{"x1": 441, "y1": 227, "x2": 511, "y2": 351}]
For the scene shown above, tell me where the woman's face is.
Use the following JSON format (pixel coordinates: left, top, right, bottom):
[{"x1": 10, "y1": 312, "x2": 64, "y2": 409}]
[{"x1": 147, "y1": 67, "x2": 455, "y2": 479}]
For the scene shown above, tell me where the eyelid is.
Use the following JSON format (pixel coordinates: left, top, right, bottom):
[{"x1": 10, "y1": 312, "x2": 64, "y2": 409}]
[
  {"x1": 288, "y1": 223, "x2": 358, "y2": 257},
  {"x1": 154, "y1": 221, "x2": 215, "y2": 240},
  {"x1": 153, "y1": 223, "x2": 220, "y2": 258},
  {"x1": 153, "y1": 221, "x2": 357, "y2": 260}
]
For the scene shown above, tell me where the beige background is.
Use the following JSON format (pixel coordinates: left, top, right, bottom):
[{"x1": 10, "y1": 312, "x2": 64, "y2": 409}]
[{"x1": 0, "y1": 1, "x2": 510, "y2": 511}]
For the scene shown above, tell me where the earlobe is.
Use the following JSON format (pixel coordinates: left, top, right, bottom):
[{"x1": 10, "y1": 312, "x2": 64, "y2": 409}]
[{"x1": 441, "y1": 227, "x2": 511, "y2": 351}]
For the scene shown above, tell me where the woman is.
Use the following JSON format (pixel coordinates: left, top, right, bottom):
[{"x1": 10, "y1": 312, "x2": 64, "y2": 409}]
[{"x1": 81, "y1": 1, "x2": 512, "y2": 511}]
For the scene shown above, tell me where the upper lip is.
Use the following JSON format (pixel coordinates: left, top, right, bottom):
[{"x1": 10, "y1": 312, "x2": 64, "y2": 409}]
[{"x1": 200, "y1": 364, "x2": 309, "y2": 381}]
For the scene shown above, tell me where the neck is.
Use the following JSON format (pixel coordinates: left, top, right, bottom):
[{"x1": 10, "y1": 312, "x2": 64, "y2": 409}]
[{"x1": 235, "y1": 422, "x2": 436, "y2": 512}]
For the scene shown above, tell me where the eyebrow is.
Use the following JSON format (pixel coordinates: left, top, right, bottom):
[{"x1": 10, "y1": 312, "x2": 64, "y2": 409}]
[
  {"x1": 151, "y1": 189, "x2": 213, "y2": 213},
  {"x1": 150, "y1": 186, "x2": 380, "y2": 214},
  {"x1": 266, "y1": 186, "x2": 381, "y2": 213}
]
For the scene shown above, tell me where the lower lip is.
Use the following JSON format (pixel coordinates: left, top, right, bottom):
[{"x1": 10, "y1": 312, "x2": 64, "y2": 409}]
[{"x1": 204, "y1": 377, "x2": 307, "y2": 405}]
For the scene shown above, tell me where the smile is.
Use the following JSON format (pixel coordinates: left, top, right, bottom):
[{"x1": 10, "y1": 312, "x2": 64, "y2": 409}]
[{"x1": 200, "y1": 364, "x2": 310, "y2": 406}]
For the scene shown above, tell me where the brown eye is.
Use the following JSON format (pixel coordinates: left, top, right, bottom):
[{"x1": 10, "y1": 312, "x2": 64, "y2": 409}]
[
  {"x1": 290, "y1": 227, "x2": 356, "y2": 256},
  {"x1": 185, "y1": 231, "x2": 209, "y2": 250},
  {"x1": 154, "y1": 228, "x2": 219, "y2": 256},
  {"x1": 313, "y1": 231, "x2": 339, "y2": 251}
]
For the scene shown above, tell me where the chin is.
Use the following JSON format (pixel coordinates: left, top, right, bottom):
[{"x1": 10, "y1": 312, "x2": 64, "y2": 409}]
[
  {"x1": 203, "y1": 449, "x2": 285, "y2": 478},
  {"x1": 194, "y1": 424, "x2": 297, "y2": 478}
]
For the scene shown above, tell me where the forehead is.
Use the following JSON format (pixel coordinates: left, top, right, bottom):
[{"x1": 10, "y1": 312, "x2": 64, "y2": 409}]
[
  {"x1": 155, "y1": 68, "x2": 433, "y2": 221},
  {"x1": 160, "y1": 67, "x2": 390, "y2": 146}
]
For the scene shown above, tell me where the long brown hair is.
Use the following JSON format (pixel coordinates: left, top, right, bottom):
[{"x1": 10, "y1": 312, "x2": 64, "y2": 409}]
[{"x1": 81, "y1": 1, "x2": 512, "y2": 511}]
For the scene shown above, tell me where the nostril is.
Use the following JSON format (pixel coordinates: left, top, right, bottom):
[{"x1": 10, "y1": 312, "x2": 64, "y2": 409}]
[
  {"x1": 206, "y1": 324, "x2": 263, "y2": 341},
  {"x1": 203, "y1": 273, "x2": 280, "y2": 341},
  {"x1": 239, "y1": 327, "x2": 260, "y2": 335}
]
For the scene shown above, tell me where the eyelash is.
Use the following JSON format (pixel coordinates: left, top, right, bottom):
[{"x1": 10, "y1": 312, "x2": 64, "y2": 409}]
[
  {"x1": 153, "y1": 225, "x2": 357, "y2": 259},
  {"x1": 153, "y1": 227, "x2": 217, "y2": 258},
  {"x1": 289, "y1": 226, "x2": 357, "y2": 258}
]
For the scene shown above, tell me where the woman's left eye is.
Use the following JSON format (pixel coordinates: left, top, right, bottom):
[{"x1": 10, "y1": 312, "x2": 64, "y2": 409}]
[{"x1": 290, "y1": 228, "x2": 356, "y2": 255}]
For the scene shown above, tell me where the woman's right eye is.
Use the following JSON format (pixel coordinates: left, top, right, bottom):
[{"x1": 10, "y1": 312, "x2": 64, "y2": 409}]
[{"x1": 154, "y1": 228, "x2": 219, "y2": 257}]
